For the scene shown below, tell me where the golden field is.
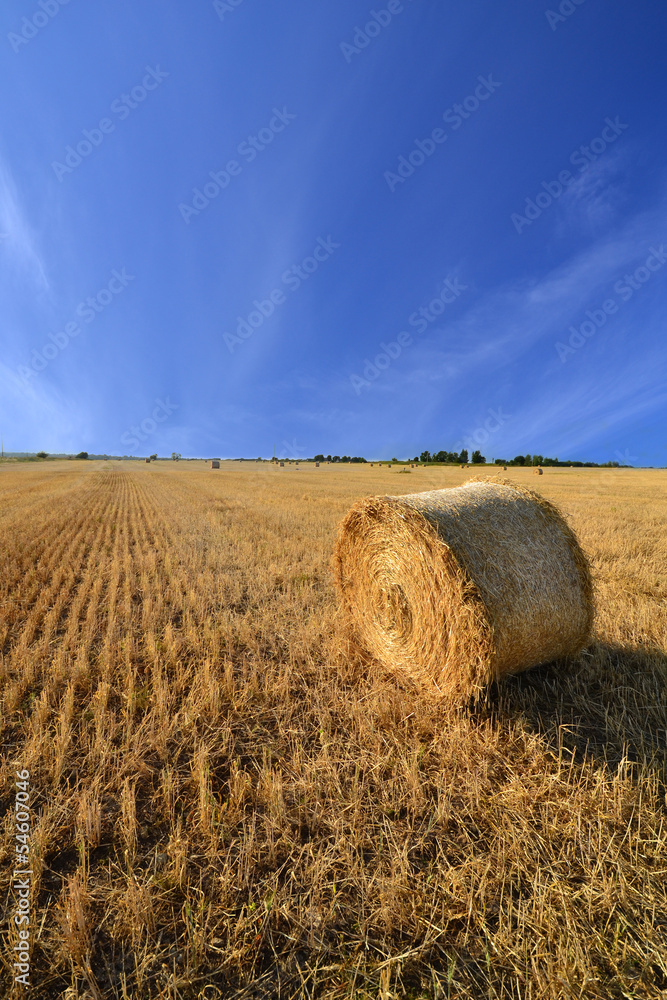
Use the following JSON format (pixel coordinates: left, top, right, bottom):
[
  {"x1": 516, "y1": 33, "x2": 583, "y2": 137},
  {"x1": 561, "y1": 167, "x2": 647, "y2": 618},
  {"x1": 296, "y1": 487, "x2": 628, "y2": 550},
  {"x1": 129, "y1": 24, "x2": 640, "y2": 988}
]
[{"x1": 0, "y1": 459, "x2": 666, "y2": 999}]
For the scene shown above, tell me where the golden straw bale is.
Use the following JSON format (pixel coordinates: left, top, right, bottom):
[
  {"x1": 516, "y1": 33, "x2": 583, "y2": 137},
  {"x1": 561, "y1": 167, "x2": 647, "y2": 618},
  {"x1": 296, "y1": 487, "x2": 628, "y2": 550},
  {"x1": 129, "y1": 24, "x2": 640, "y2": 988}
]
[
  {"x1": 534, "y1": 467, "x2": 543, "y2": 475},
  {"x1": 332, "y1": 478, "x2": 593, "y2": 701}
]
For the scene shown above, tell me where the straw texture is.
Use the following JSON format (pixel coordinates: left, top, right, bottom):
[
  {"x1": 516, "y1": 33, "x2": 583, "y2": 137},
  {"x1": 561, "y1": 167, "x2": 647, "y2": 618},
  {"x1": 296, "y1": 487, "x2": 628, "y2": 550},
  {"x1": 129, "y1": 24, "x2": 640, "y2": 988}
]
[{"x1": 332, "y1": 478, "x2": 594, "y2": 701}]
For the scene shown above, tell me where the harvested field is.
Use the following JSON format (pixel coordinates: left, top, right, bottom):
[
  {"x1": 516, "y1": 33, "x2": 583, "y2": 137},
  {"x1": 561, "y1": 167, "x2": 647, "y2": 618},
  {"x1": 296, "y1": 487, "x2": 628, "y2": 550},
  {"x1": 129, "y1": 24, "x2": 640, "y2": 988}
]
[{"x1": 1, "y1": 460, "x2": 666, "y2": 999}]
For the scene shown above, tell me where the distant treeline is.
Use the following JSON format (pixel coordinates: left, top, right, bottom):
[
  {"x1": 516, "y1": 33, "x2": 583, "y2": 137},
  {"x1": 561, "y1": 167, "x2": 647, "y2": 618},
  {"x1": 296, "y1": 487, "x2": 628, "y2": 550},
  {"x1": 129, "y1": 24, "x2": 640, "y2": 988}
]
[
  {"x1": 313, "y1": 455, "x2": 367, "y2": 463},
  {"x1": 5, "y1": 453, "x2": 168, "y2": 461},
  {"x1": 490, "y1": 455, "x2": 622, "y2": 468},
  {"x1": 7, "y1": 452, "x2": 630, "y2": 467},
  {"x1": 314, "y1": 452, "x2": 625, "y2": 467}
]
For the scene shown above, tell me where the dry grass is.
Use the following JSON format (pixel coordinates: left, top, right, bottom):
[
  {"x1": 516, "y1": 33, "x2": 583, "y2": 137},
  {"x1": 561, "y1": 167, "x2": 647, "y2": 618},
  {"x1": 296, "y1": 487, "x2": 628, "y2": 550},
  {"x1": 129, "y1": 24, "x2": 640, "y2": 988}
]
[{"x1": 0, "y1": 460, "x2": 666, "y2": 999}]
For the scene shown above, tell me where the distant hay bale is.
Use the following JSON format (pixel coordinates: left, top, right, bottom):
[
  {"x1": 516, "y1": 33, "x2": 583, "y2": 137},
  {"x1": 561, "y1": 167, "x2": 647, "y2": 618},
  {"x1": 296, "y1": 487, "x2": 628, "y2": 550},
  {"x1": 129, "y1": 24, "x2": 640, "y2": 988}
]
[
  {"x1": 211, "y1": 460, "x2": 220, "y2": 469},
  {"x1": 534, "y1": 467, "x2": 543, "y2": 475},
  {"x1": 315, "y1": 462, "x2": 320, "y2": 467},
  {"x1": 145, "y1": 457, "x2": 151, "y2": 463},
  {"x1": 332, "y1": 478, "x2": 593, "y2": 701},
  {"x1": 279, "y1": 461, "x2": 284, "y2": 467}
]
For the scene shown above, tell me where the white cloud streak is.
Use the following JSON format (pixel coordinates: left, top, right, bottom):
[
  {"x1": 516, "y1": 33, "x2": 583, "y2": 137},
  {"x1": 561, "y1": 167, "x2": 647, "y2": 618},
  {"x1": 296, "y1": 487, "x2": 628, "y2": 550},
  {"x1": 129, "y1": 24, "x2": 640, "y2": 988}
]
[{"x1": 0, "y1": 156, "x2": 49, "y2": 291}]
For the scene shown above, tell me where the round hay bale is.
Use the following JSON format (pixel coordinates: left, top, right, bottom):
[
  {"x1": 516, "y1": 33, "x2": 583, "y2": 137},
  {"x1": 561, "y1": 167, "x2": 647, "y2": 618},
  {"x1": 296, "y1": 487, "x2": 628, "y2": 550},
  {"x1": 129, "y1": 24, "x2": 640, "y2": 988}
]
[
  {"x1": 332, "y1": 478, "x2": 593, "y2": 701},
  {"x1": 534, "y1": 467, "x2": 543, "y2": 475}
]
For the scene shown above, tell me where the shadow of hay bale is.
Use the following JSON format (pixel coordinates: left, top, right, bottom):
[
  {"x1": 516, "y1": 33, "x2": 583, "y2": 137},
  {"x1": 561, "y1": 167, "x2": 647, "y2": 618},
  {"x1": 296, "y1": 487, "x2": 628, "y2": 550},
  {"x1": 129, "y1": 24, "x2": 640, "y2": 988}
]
[{"x1": 488, "y1": 641, "x2": 667, "y2": 774}]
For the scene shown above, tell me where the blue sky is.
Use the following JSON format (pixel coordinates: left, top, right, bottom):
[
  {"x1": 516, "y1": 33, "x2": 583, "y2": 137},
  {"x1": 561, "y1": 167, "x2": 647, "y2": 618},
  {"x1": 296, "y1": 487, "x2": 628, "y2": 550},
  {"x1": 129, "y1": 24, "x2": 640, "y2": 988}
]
[{"x1": 1, "y1": 0, "x2": 665, "y2": 463}]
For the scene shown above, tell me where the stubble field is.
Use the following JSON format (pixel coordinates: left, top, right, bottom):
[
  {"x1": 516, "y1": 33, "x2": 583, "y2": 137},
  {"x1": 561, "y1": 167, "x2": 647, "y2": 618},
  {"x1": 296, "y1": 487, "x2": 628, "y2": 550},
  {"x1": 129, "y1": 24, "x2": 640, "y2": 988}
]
[{"x1": 0, "y1": 459, "x2": 666, "y2": 999}]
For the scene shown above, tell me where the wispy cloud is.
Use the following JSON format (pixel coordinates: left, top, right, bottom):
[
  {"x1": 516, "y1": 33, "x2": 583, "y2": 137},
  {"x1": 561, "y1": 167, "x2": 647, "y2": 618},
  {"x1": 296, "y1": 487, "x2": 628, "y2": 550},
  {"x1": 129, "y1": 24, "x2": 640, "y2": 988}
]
[
  {"x1": 0, "y1": 156, "x2": 49, "y2": 291},
  {"x1": 316, "y1": 194, "x2": 667, "y2": 460},
  {"x1": 0, "y1": 359, "x2": 84, "y2": 451},
  {"x1": 555, "y1": 145, "x2": 631, "y2": 237},
  {"x1": 421, "y1": 194, "x2": 665, "y2": 373},
  {"x1": 390, "y1": 232, "x2": 647, "y2": 388}
]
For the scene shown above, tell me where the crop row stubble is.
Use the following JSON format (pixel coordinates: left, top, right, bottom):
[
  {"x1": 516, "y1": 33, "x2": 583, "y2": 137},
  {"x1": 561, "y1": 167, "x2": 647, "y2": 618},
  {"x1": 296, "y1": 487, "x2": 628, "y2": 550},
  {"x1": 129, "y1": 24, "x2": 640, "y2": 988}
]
[{"x1": 0, "y1": 461, "x2": 665, "y2": 998}]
